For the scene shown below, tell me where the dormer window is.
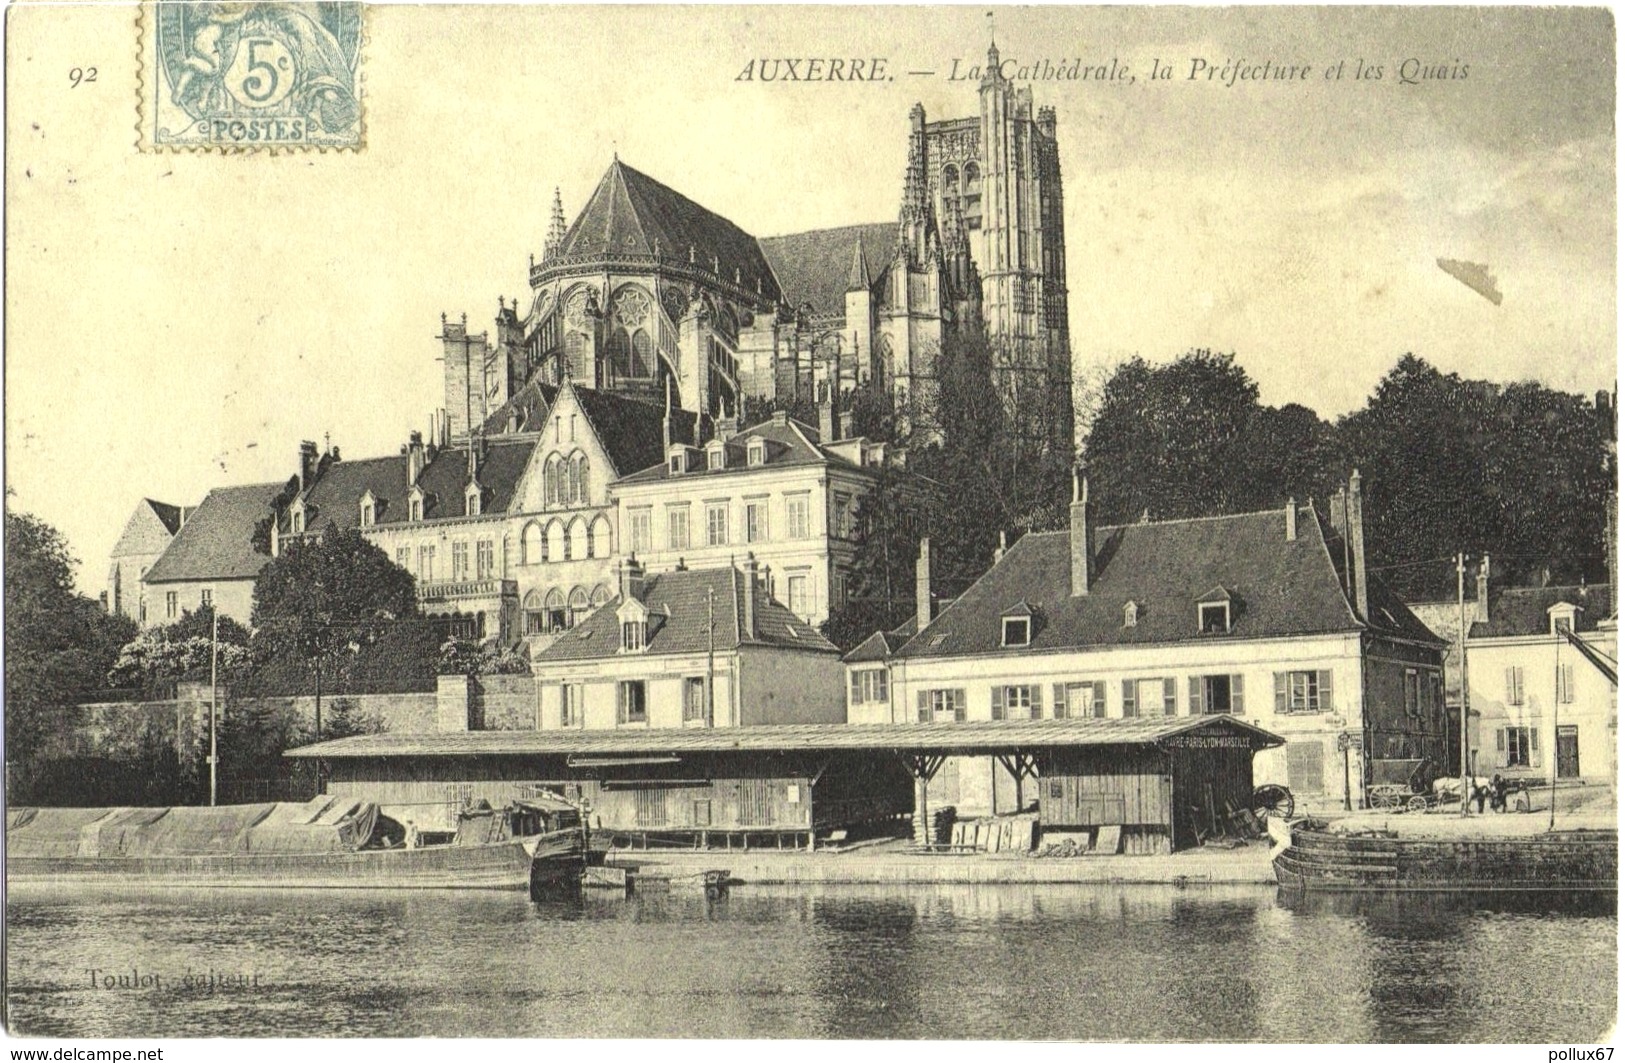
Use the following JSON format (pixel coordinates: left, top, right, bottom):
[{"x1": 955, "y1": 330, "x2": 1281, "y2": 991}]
[
  {"x1": 1198, "y1": 587, "x2": 1234, "y2": 633},
  {"x1": 1123, "y1": 601, "x2": 1138, "y2": 628},
  {"x1": 669, "y1": 447, "x2": 687, "y2": 475},
  {"x1": 621, "y1": 620, "x2": 646, "y2": 651},
  {"x1": 465, "y1": 484, "x2": 481, "y2": 517},
  {"x1": 1550, "y1": 602, "x2": 1581, "y2": 636},
  {"x1": 747, "y1": 440, "x2": 765, "y2": 467},
  {"x1": 408, "y1": 486, "x2": 424, "y2": 522},
  {"x1": 359, "y1": 491, "x2": 377, "y2": 528},
  {"x1": 291, "y1": 503, "x2": 305, "y2": 534},
  {"x1": 1000, "y1": 602, "x2": 1036, "y2": 647},
  {"x1": 707, "y1": 443, "x2": 726, "y2": 471}
]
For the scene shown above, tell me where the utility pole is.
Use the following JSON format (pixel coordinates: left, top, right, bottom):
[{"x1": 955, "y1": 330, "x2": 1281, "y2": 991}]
[
  {"x1": 1550, "y1": 637, "x2": 1561, "y2": 831},
  {"x1": 209, "y1": 601, "x2": 219, "y2": 807},
  {"x1": 1457, "y1": 553, "x2": 1470, "y2": 817}
]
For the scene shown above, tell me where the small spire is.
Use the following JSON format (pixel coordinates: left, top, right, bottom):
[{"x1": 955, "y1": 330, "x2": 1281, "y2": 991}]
[
  {"x1": 544, "y1": 186, "x2": 567, "y2": 260},
  {"x1": 846, "y1": 231, "x2": 871, "y2": 293}
]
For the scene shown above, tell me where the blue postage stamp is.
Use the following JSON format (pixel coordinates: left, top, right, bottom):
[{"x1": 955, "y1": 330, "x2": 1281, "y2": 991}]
[{"x1": 139, "y1": 2, "x2": 363, "y2": 150}]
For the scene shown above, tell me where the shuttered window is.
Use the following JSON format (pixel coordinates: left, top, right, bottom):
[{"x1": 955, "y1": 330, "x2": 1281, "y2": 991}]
[
  {"x1": 1557, "y1": 664, "x2": 1576, "y2": 704},
  {"x1": 992, "y1": 685, "x2": 1041, "y2": 720},
  {"x1": 1054, "y1": 681, "x2": 1105, "y2": 719},
  {"x1": 1192, "y1": 675, "x2": 1245, "y2": 714},
  {"x1": 1274, "y1": 670, "x2": 1333, "y2": 713},
  {"x1": 1505, "y1": 666, "x2": 1525, "y2": 706},
  {"x1": 1121, "y1": 679, "x2": 1138, "y2": 718},
  {"x1": 917, "y1": 688, "x2": 966, "y2": 722}
]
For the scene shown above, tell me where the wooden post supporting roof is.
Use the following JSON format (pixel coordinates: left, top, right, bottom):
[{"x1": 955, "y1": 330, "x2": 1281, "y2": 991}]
[{"x1": 897, "y1": 753, "x2": 946, "y2": 847}]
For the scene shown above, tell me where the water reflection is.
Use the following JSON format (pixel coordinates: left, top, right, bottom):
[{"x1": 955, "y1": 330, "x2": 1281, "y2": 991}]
[{"x1": 6, "y1": 881, "x2": 1614, "y2": 1040}]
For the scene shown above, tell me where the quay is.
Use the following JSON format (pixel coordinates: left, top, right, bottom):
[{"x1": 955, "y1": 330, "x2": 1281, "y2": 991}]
[{"x1": 601, "y1": 841, "x2": 1280, "y2": 886}]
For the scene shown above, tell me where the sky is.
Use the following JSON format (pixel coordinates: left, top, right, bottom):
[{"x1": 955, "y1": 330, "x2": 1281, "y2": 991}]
[{"x1": 4, "y1": 4, "x2": 1617, "y2": 593}]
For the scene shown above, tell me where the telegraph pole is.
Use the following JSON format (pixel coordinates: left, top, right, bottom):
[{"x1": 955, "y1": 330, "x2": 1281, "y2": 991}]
[
  {"x1": 209, "y1": 600, "x2": 219, "y2": 807},
  {"x1": 1457, "y1": 554, "x2": 1469, "y2": 817},
  {"x1": 705, "y1": 588, "x2": 715, "y2": 727}
]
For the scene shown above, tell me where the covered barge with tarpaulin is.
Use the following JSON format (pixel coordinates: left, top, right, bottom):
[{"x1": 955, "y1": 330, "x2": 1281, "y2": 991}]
[
  {"x1": 285, "y1": 715, "x2": 1283, "y2": 855},
  {"x1": 5, "y1": 794, "x2": 584, "y2": 890}
]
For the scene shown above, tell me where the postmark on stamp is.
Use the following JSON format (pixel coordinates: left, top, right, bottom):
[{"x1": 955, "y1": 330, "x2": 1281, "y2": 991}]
[{"x1": 138, "y1": 1, "x2": 364, "y2": 151}]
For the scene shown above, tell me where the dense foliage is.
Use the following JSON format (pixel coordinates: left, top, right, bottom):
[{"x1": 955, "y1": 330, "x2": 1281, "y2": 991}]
[{"x1": 4, "y1": 505, "x2": 137, "y2": 801}]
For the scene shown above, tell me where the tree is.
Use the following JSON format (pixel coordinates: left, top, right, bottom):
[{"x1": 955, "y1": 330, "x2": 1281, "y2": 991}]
[
  {"x1": 4, "y1": 504, "x2": 136, "y2": 800},
  {"x1": 820, "y1": 461, "x2": 934, "y2": 651},
  {"x1": 437, "y1": 637, "x2": 532, "y2": 677},
  {"x1": 249, "y1": 526, "x2": 420, "y2": 731},
  {"x1": 107, "y1": 606, "x2": 251, "y2": 697}
]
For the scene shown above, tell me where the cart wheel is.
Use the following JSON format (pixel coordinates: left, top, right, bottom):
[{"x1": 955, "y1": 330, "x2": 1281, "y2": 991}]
[
  {"x1": 1253, "y1": 784, "x2": 1295, "y2": 820},
  {"x1": 1407, "y1": 796, "x2": 1429, "y2": 814}
]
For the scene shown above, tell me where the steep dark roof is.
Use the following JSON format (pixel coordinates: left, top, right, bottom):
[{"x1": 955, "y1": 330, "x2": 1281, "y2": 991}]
[
  {"x1": 556, "y1": 160, "x2": 781, "y2": 303},
  {"x1": 894, "y1": 504, "x2": 1440, "y2": 660},
  {"x1": 146, "y1": 499, "x2": 186, "y2": 536},
  {"x1": 759, "y1": 223, "x2": 894, "y2": 317},
  {"x1": 614, "y1": 414, "x2": 854, "y2": 485},
  {"x1": 143, "y1": 482, "x2": 284, "y2": 584},
  {"x1": 1470, "y1": 584, "x2": 1615, "y2": 638},
  {"x1": 295, "y1": 438, "x2": 537, "y2": 534},
  {"x1": 535, "y1": 567, "x2": 837, "y2": 663},
  {"x1": 571, "y1": 385, "x2": 710, "y2": 477},
  {"x1": 479, "y1": 380, "x2": 559, "y2": 437},
  {"x1": 414, "y1": 439, "x2": 534, "y2": 520}
]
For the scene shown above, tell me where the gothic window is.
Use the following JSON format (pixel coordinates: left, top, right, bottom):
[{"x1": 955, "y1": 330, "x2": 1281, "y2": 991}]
[
  {"x1": 523, "y1": 590, "x2": 545, "y2": 636},
  {"x1": 568, "y1": 518, "x2": 589, "y2": 560},
  {"x1": 631, "y1": 329, "x2": 653, "y2": 378},
  {"x1": 612, "y1": 287, "x2": 651, "y2": 332},
  {"x1": 590, "y1": 583, "x2": 613, "y2": 607},
  {"x1": 605, "y1": 328, "x2": 631, "y2": 380},
  {"x1": 661, "y1": 286, "x2": 687, "y2": 325},
  {"x1": 544, "y1": 454, "x2": 563, "y2": 507},
  {"x1": 570, "y1": 453, "x2": 589, "y2": 504},
  {"x1": 546, "y1": 520, "x2": 566, "y2": 561},
  {"x1": 941, "y1": 164, "x2": 960, "y2": 218},
  {"x1": 590, "y1": 516, "x2": 612, "y2": 559},
  {"x1": 963, "y1": 162, "x2": 982, "y2": 228}
]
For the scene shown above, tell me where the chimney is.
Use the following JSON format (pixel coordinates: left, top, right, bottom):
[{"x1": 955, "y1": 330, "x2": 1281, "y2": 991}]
[
  {"x1": 407, "y1": 431, "x2": 426, "y2": 486},
  {"x1": 1476, "y1": 555, "x2": 1490, "y2": 623},
  {"x1": 994, "y1": 530, "x2": 1007, "y2": 564},
  {"x1": 1070, "y1": 472, "x2": 1092, "y2": 597},
  {"x1": 818, "y1": 398, "x2": 836, "y2": 442},
  {"x1": 618, "y1": 555, "x2": 647, "y2": 604},
  {"x1": 915, "y1": 538, "x2": 932, "y2": 633},
  {"x1": 839, "y1": 409, "x2": 855, "y2": 440},
  {"x1": 1285, "y1": 498, "x2": 1297, "y2": 541},
  {"x1": 298, "y1": 440, "x2": 319, "y2": 491},
  {"x1": 771, "y1": 409, "x2": 789, "y2": 427},
  {"x1": 716, "y1": 415, "x2": 738, "y2": 444},
  {"x1": 740, "y1": 553, "x2": 758, "y2": 639},
  {"x1": 1348, "y1": 470, "x2": 1369, "y2": 621}
]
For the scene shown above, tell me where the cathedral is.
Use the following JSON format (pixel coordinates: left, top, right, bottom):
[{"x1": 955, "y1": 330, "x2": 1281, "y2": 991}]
[{"x1": 439, "y1": 43, "x2": 1071, "y2": 452}]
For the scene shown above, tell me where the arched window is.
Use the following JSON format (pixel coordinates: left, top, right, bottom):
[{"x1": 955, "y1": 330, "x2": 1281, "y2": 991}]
[
  {"x1": 963, "y1": 162, "x2": 982, "y2": 228},
  {"x1": 522, "y1": 521, "x2": 544, "y2": 565},
  {"x1": 544, "y1": 587, "x2": 567, "y2": 631},
  {"x1": 568, "y1": 586, "x2": 591, "y2": 627},
  {"x1": 542, "y1": 455, "x2": 557, "y2": 507},
  {"x1": 590, "y1": 583, "x2": 613, "y2": 607},
  {"x1": 942, "y1": 164, "x2": 960, "y2": 218},
  {"x1": 563, "y1": 331, "x2": 588, "y2": 380},
  {"x1": 546, "y1": 520, "x2": 566, "y2": 562},
  {"x1": 590, "y1": 516, "x2": 612, "y2": 559},
  {"x1": 605, "y1": 328, "x2": 631, "y2": 380},
  {"x1": 630, "y1": 330, "x2": 653, "y2": 377},
  {"x1": 523, "y1": 590, "x2": 545, "y2": 636},
  {"x1": 568, "y1": 518, "x2": 588, "y2": 561},
  {"x1": 571, "y1": 453, "x2": 589, "y2": 504}
]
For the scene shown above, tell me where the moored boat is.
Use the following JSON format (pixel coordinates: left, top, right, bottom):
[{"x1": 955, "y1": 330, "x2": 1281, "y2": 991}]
[
  {"x1": 1272, "y1": 817, "x2": 1618, "y2": 893},
  {"x1": 6, "y1": 795, "x2": 587, "y2": 891}
]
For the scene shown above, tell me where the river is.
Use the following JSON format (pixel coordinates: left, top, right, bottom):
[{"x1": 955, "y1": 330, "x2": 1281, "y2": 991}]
[{"x1": 5, "y1": 882, "x2": 1614, "y2": 1040}]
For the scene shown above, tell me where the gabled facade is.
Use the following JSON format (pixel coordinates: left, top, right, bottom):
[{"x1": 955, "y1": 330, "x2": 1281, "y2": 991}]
[
  {"x1": 851, "y1": 472, "x2": 1448, "y2": 816},
  {"x1": 531, "y1": 557, "x2": 844, "y2": 731},
  {"x1": 610, "y1": 410, "x2": 887, "y2": 625},
  {"x1": 275, "y1": 380, "x2": 708, "y2": 650},
  {"x1": 107, "y1": 498, "x2": 190, "y2": 624},
  {"x1": 1466, "y1": 583, "x2": 1617, "y2": 784},
  {"x1": 140, "y1": 482, "x2": 284, "y2": 628}
]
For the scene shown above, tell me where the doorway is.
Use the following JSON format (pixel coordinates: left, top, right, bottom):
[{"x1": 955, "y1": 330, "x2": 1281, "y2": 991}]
[{"x1": 1556, "y1": 725, "x2": 1581, "y2": 779}]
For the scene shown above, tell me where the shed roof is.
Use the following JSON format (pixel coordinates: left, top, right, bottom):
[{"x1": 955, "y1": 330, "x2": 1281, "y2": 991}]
[{"x1": 285, "y1": 714, "x2": 1283, "y2": 759}]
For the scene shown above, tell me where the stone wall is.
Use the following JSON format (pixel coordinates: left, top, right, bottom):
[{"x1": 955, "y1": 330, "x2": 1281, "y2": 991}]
[{"x1": 471, "y1": 675, "x2": 539, "y2": 731}]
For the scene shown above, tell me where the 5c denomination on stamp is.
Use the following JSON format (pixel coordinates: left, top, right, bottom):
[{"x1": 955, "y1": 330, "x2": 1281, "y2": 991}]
[{"x1": 138, "y1": 1, "x2": 363, "y2": 151}]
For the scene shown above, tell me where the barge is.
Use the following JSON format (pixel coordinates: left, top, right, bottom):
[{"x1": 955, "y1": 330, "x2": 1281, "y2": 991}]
[{"x1": 1271, "y1": 817, "x2": 1617, "y2": 893}]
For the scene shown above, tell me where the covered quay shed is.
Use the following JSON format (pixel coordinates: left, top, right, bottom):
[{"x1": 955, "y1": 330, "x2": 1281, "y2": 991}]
[{"x1": 285, "y1": 715, "x2": 1281, "y2": 853}]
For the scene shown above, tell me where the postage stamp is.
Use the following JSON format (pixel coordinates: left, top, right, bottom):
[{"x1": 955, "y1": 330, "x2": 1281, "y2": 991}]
[{"x1": 137, "y1": 1, "x2": 364, "y2": 151}]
